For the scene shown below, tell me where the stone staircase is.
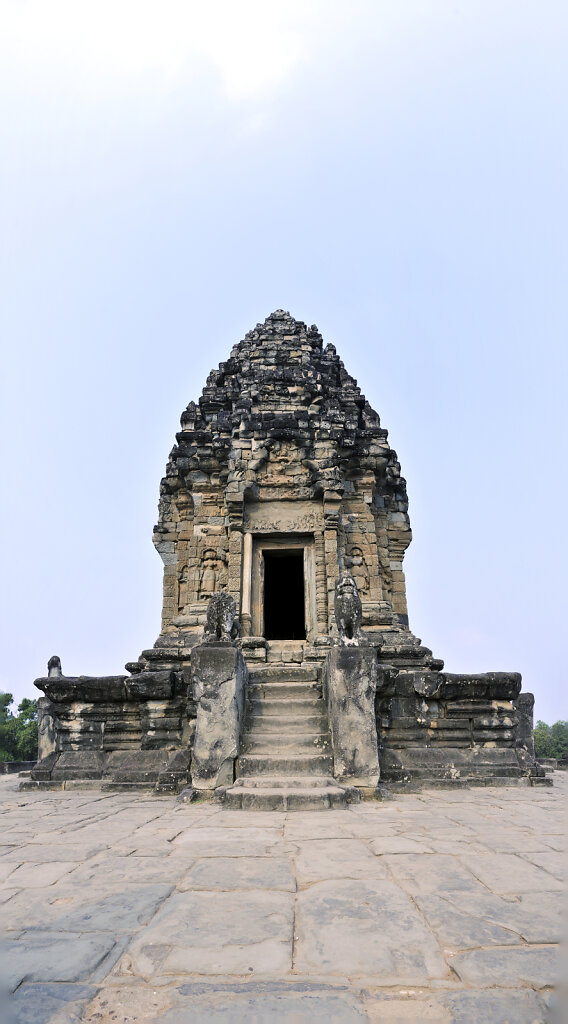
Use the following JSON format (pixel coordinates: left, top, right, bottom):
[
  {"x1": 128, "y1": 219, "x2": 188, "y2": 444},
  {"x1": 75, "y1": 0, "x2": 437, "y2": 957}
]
[{"x1": 223, "y1": 663, "x2": 357, "y2": 809}]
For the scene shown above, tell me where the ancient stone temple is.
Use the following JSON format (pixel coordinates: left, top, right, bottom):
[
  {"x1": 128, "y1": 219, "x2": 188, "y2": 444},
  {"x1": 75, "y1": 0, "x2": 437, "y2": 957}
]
[{"x1": 28, "y1": 311, "x2": 547, "y2": 807}]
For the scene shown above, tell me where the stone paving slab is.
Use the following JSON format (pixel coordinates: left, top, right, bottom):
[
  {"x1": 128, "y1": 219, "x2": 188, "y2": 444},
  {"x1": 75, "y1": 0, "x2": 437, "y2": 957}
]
[
  {"x1": 448, "y1": 946, "x2": 559, "y2": 988},
  {"x1": 178, "y1": 856, "x2": 296, "y2": 892},
  {"x1": 125, "y1": 889, "x2": 294, "y2": 976},
  {"x1": 9, "y1": 982, "x2": 98, "y2": 1024},
  {"x1": 294, "y1": 878, "x2": 447, "y2": 981},
  {"x1": 288, "y1": 838, "x2": 391, "y2": 882},
  {"x1": 460, "y1": 852, "x2": 564, "y2": 894},
  {"x1": 0, "y1": 929, "x2": 119, "y2": 991},
  {"x1": 0, "y1": 773, "x2": 565, "y2": 1023}
]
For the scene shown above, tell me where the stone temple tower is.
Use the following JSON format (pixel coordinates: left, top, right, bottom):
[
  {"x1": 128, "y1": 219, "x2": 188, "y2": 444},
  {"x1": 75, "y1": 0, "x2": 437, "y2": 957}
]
[
  {"x1": 29, "y1": 311, "x2": 546, "y2": 804},
  {"x1": 154, "y1": 309, "x2": 413, "y2": 647}
]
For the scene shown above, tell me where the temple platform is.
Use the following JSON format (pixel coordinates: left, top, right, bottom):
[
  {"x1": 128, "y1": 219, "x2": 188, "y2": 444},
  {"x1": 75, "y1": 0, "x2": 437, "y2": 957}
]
[{"x1": 1, "y1": 771, "x2": 563, "y2": 1023}]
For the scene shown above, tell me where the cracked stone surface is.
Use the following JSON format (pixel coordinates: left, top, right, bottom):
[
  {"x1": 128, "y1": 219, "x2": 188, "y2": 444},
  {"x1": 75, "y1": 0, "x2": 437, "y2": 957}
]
[{"x1": 0, "y1": 773, "x2": 564, "y2": 1023}]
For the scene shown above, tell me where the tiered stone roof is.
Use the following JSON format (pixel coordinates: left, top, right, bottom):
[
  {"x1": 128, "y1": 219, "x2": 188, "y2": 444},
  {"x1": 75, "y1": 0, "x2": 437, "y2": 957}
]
[{"x1": 156, "y1": 309, "x2": 408, "y2": 518}]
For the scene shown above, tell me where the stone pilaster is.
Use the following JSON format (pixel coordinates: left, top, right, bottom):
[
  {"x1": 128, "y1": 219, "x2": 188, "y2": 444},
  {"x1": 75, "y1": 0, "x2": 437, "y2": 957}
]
[
  {"x1": 325, "y1": 646, "x2": 380, "y2": 786},
  {"x1": 323, "y1": 493, "x2": 342, "y2": 631},
  {"x1": 191, "y1": 644, "x2": 247, "y2": 790}
]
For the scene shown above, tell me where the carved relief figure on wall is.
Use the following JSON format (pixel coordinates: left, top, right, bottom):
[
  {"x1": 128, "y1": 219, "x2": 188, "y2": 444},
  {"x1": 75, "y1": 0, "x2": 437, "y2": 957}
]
[
  {"x1": 178, "y1": 566, "x2": 189, "y2": 614},
  {"x1": 346, "y1": 546, "x2": 369, "y2": 595},
  {"x1": 198, "y1": 549, "x2": 227, "y2": 600},
  {"x1": 334, "y1": 572, "x2": 365, "y2": 645},
  {"x1": 263, "y1": 441, "x2": 299, "y2": 477},
  {"x1": 256, "y1": 441, "x2": 311, "y2": 494}
]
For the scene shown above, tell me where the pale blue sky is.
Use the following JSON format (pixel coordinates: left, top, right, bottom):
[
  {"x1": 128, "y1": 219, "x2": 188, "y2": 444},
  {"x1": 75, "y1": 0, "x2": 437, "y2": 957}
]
[{"x1": 1, "y1": 1, "x2": 566, "y2": 721}]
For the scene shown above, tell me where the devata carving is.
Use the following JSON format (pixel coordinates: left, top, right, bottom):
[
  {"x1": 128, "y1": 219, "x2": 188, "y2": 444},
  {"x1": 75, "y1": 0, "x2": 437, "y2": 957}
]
[
  {"x1": 198, "y1": 549, "x2": 227, "y2": 601},
  {"x1": 202, "y1": 592, "x2": 240, "y2": 644},
  {"x1": 334, "y1": 572, "x2": 365, "y2": 646},
  {"x1": 178, "y1": 566, "x2": 189, "y2": 613}
]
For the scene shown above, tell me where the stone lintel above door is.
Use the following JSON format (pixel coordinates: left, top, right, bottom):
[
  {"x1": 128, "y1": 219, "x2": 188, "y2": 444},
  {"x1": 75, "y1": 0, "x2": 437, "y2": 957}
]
[{"x1": 243, "y1": 500, "x2": 324, "y2": 535}]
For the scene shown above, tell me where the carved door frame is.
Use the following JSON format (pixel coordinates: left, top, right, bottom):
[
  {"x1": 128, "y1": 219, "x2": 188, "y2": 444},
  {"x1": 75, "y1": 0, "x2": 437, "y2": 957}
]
[{"x1": 250, "y1": 534, "x2": 316, "y2": 640}]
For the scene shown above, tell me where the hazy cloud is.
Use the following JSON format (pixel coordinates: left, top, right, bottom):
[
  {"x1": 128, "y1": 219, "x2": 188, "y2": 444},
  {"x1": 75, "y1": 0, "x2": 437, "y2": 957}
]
[{"x1": 1, "y1": 0, "x2": 328, "y2": 100}]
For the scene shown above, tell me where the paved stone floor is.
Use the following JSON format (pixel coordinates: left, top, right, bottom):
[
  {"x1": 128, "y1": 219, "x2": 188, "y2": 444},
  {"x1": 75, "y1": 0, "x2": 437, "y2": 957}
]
[{"x1": 0, "y1": 774, "x2": 565, "y2": 1023}]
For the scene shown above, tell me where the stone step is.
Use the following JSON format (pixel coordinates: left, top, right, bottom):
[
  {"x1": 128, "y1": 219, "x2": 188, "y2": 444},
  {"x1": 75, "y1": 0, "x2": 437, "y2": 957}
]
[
  {"x1": 265, "y1": 644, "x2": 306, "y2": 665},
  {"x1": 239, "y1": 654, "x2": 334, "y2": 800},
  {"x1": 248, "y1": 697, "x2": 324, "y2": 716},
  {"x1": 247, "y1": 665, "x2": 321, "y2": 683},
  {"x1": 232, "y1": 775, "x2": 337, "y2": 789},
  {"x1": 101, "y1": 781, "x2": 157, "y2": 791},
  {"x1": 223, "y1": 775, "x2": 357, "y2": 810},
  {"x1": 243, "y1": 731, "x2": 331, "y2": 752},
  {"x1": 238, "y1": 752, "x2": 334, "y2": 776},
  {"x1": 247, "y1": 713, "x2": 327, "y2": 732},
  {"x1": 248, "y1": 681, "x2": 321, "y2": 699},
  {"x1": 224, "y1": 786, "x2": 344, "y2": 810}
]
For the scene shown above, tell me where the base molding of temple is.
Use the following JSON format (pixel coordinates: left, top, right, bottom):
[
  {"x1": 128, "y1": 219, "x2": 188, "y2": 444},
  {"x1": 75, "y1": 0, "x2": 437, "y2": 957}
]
[
  {"x1": 26, "y1": 312, "x2": 548, "y2": 803},
  {"x1": 26, "y1": 645, "x2": 547, "y2": 800}
]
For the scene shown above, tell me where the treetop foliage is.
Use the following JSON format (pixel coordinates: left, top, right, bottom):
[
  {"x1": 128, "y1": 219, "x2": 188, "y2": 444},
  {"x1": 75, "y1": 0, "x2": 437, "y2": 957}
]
[
  {"x1": 533, "y1": 720, "x2": 568, "y2": 760},
  {"x1": 0, "y1": 692, "x2": 38, "y2": 762}
]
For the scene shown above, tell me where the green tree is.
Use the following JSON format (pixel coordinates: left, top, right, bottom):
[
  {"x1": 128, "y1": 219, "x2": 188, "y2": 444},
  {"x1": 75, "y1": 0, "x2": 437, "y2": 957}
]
[
  {"x1": 533, "y1": 720, "x2": 552, "y2": 757},
  {"x1": 13, "y1": 698, "x2": 39, "y2": 760},
  {"x1": 0, "y1": 692, "x2": 38, "y2": 762},
  {"x1": 549, "y1": 721, "x2": 568, "y2": 759},
  {"x1": 534, "y1": 719, "x2": 568, "y2": 759},
  {"x1": 0, "y1": 692, "x2": 15, "y2": 761}
]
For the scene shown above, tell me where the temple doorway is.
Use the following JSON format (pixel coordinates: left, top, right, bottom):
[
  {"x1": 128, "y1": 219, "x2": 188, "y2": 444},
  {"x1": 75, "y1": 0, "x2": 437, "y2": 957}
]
[
  {"x1": 249, "y1": 534, "x2": 316, "y2": 639},
  {"x1": 263, "y1": 549, "x2": 305, "y2": 640}
]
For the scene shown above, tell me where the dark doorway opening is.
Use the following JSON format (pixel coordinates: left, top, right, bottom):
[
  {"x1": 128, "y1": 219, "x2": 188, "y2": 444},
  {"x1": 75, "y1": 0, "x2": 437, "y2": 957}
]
[{"x1": 263, "y1": 549, "x2": 305, "y2": 640}]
